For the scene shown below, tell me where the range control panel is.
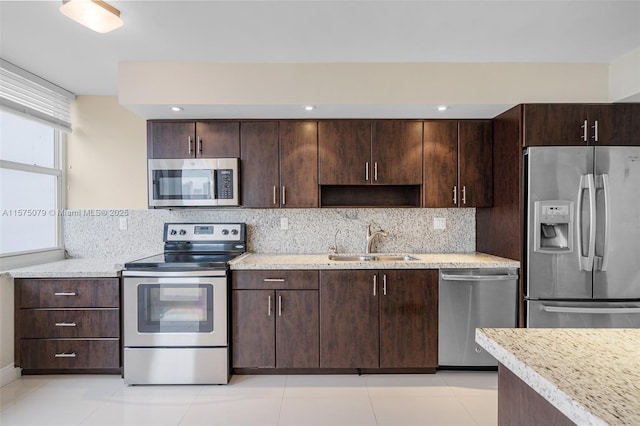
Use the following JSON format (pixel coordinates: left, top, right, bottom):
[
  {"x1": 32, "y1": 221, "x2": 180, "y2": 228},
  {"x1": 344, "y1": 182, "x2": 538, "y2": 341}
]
[{"x1": 164, "y1": 223, "x2": 244, "y2": 242}]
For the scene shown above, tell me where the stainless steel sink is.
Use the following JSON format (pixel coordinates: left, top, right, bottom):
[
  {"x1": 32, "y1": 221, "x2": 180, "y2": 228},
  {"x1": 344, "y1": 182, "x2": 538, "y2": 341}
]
[{"x1": 328, "y1": 254, "x2": 418, "y2": 262}]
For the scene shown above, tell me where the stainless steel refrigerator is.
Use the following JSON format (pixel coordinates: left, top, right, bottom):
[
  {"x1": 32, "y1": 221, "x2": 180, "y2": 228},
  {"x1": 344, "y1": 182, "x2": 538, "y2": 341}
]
[{"x1": 525, "y1": 146, "x2": 640, "y2": 327}]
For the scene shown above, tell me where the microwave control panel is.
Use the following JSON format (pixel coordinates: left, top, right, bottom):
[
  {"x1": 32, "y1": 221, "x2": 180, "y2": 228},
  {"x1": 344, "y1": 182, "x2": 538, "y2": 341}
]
[{"x1": 215, "y1": 169, "x2": 234, "y2": 199}]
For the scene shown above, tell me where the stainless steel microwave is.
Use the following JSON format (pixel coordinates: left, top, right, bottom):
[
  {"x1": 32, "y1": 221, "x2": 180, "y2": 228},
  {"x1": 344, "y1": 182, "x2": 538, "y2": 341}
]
[{"x1": 148, "y1": 158, "x2": 239, "y2": 208}]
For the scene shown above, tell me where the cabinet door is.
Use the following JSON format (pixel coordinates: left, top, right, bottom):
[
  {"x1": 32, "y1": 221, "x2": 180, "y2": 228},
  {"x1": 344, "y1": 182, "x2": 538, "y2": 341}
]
[
  {"x1": 459, "y1": 120, "x2": 493, "y2": 207},
  {"x1": 318, "y1": 120, "x2": 371, "y2": 185},
  {"x1": 608, "y1": 103, "x2": 640, "y2": 146},
  {"x1": 196, "y1": 121, "x2": 240, "y2": 158},
  {"x1": 147, "y1": 121, "x2": 196, "y2": 158},
  {"x1": 319, "y1": 270, "x2": 379, "y2": 368},
  {"x1": 424, "y1": 120, "x2": 458, "y2": 207},
  {"x1": 280, "y1": 121, "x2": 319, "y2": 207},
  {"x1": 240, "y1": 121, "x2": 280, "y2": 208},
  {"x1": 523, "y1": 104, "x2": 587, "y2": 146},
  {"x1": 379, "y1": 270, "x2": 438, "y2": 368},
  {"x1": 372, "y1": 120, "x2": 423, "y2": 185},
  {"x1": 276, "y1": 290, "x2": 319, "y2": 368},
  {"x1": 232, "y1": 290, "x2": 275, "y2": 368}
]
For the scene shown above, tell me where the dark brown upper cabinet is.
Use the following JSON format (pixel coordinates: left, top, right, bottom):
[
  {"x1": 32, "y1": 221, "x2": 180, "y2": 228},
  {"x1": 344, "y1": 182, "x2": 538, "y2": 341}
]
[
  {"x1": 318, "y1": 120, "x2": 422, "y2": 185},
  {"x1": 147, "y1": 120, "x2": 240, "y2": 159},
  {"x1": 241, "y1": 121, "x2": 318, "y2": 208},
  {"x1": 522, "y1": 103, "x2": 640, "y2": 147},
  {"x1": 424, "y1": 120, "x2": 493, "y2": 208}
]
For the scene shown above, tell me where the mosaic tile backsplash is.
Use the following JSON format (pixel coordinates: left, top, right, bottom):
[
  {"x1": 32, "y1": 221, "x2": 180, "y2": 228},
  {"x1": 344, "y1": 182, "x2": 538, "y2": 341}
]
[{"x1": 64, "y1": 208, "x2": 475, "y2": 262}]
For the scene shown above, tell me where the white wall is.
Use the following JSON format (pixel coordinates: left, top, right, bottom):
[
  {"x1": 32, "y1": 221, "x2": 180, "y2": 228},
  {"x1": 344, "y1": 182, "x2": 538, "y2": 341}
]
[{"x1": 610, "y1": 48, "x2": 640, "y2": 102}]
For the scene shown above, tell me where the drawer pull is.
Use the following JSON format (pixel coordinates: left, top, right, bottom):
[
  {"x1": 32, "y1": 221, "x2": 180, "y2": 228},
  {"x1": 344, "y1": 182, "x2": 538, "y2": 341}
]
[
  {"x1": 55, "y1": 322, "x2": 77, "y2": 327},
  {"x1": 54, "y1": 292, "x2": 77, "y2": 296},
  {"x1": 263, "y1": 278, "x2": 285, "y2": 282},
  {"x1": 54, "y1": 352, "x2": 76, "y2": 358}
]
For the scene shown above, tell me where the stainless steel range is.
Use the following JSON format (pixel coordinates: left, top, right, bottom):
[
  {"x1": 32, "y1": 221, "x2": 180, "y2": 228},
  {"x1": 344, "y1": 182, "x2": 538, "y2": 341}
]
[{"x1": 122, "y1": 222, "x2": 246, "y2": 385}]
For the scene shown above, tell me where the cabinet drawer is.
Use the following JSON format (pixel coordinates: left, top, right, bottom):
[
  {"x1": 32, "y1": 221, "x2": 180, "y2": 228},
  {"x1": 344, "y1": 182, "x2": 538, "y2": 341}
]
[
  {"x1": 17, "y1": 279, "x2": 119, "y2": 308},
  {"x1": 20, "y1": 339, "x2": 120, "y2": 370},
  {"x1": 233, "y1": 270, "x2": 319, "y2": 290},
  {"x1": 19, "y1": 309, "x2": 120, "y2": 338}
]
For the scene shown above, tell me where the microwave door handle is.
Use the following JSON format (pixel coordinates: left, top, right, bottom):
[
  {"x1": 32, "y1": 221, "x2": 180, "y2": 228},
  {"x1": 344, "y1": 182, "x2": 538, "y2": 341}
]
[{"x1": 212, "y1": 170, "x2": 218, "y2": 200}]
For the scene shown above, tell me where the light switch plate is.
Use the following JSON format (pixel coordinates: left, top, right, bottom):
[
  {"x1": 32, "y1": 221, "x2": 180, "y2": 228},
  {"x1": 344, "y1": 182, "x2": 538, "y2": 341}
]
[
  {"x1": 280, "y1": 217, "x2": 289, "y2": 230},
  {"x1": 433, "y1": 217, "x2": 446, "y2": 230}
]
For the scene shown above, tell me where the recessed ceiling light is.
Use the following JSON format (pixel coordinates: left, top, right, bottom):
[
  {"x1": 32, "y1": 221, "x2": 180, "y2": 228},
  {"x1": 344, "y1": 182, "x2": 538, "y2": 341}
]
[
  {"x1": 169, "y1": 106, "x2": 183, "y2": 112},
  {"x1": 436, "y1": 105, "x2": 449, "y2": 111},
  {"x1": 304, "y1": 105, "x2": 315, "y2": 111}
]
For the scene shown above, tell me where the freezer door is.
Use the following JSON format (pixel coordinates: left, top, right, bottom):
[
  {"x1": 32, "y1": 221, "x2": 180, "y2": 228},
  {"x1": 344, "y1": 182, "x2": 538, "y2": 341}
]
[
  {"x1": 526, "y1": 147, "x2": 593, "y2": 299},
  {"x1": 593, "y1": 147, "x2": 640, "y2": 299},
  {"x1": 527, "y1": 300, "x2": 640, "y2": 328}
]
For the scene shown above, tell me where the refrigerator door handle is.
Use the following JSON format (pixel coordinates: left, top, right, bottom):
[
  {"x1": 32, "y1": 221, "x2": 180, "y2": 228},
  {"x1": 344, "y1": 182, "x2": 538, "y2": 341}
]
[
  {"x1": 577, "y1": 174, "x2": 596, "y2": 271},
  {"x1": 599, "y1": 173, "x2": 611, "y2": 271},
  {"x1": 542, "y1": 305, "x2": 640, "y2": 314}
]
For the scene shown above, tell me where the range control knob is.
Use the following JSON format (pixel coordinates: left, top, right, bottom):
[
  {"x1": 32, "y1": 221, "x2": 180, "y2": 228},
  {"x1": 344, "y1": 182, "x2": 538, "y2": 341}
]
[
  {"x1": 221, "y1": 229, "x2": 229, "y2": 235},
  {"x1": 179, "y1": 229, "x2": 187, "y2": 236},
  {"x1": 169, "y1": 229, "x2": 177, "y2": 235},
  {"x1": 231, "y1": 229, "x2": 239, "y2": 235}
]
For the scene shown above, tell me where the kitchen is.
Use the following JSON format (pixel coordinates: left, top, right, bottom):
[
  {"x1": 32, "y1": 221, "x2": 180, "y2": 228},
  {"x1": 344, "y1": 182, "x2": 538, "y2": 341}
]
[{"x1": 2, "y1": 1, "x2": 640, "y2": 425}]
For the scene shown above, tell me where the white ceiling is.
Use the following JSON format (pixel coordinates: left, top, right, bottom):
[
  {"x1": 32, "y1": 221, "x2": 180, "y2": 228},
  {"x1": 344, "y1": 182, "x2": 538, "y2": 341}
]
[{"x1": 1, "y1": 0, "x2": 639, "y2": 118}]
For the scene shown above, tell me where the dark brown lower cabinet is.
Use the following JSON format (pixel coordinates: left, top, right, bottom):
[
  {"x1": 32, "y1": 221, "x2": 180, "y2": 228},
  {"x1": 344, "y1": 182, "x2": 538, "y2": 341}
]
[
  {"x1": 320, "y1": 269, "x2": 438, "y2": 369},
  {"x1": 14, "y1": 278, "x2": 121, "y2": 373},
  {"x1": 231, "y1": 270, "x2": 320, "y2": 369}
]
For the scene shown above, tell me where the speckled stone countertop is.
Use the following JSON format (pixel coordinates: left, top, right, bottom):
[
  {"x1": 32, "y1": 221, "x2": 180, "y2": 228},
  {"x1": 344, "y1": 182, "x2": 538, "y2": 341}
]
[
  {"x1": 2, "y1": 259, "x2": 123, "y2": 278},
  {"x1": 476, "y1": 328, "x2": 640, "y2": 426},
  {"x1": 229, "y1": 252, "x2": 519, "y2": 270}
]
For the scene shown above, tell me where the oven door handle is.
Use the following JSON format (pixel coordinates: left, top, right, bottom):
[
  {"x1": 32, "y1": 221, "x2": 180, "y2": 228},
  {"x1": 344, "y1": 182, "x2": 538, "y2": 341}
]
[{"x1": 122, "y1": 270, "x2": 227, "y2": 278}]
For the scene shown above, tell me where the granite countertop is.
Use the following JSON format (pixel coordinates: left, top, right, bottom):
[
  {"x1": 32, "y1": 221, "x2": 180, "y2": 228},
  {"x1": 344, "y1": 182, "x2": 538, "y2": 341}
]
[
  {"x1": 229, "y1": 252, "x2": 519, "y2": 270},
  {"x1": 476, "y1": 328, "x2": 640, "y2": 426},
  {"x1": 2, "y1": 258, "x2": 124, "y2": 278}
]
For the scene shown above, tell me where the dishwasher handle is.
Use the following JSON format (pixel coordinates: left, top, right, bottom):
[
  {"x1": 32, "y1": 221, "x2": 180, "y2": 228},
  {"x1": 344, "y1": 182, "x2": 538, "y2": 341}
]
[{"x1": 440, "y1": 274, "x2": 517, "y2": 281}]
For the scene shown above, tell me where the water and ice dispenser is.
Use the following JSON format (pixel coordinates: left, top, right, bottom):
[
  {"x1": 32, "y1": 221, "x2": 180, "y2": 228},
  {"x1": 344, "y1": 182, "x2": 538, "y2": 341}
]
[{"x1": 534, "y1": 201, "x2": 573, "y2": 253}]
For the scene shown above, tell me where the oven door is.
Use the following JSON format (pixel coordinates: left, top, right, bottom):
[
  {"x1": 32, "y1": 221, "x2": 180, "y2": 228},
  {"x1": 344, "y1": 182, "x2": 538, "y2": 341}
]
[{"x1": 124, "y1": 273, "x2": 227, "y2": 347}]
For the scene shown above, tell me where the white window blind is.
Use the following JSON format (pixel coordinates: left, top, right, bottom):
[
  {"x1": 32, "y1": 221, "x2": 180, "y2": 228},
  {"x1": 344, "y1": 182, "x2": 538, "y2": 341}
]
[{"x1": 0, "y1": 59, "x2": 75, "y2": 133}]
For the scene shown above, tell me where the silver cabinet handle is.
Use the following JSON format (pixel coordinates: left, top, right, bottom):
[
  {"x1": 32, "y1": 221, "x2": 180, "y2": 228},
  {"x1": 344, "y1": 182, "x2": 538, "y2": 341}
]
[
  {"x1": 188, "y1": 136, "x2": 193, "y2": 154},
  {"x1": 263, "y1": 278, "x2": 285, "y2": 282},
  {"x1": 462, "y1": 185, "x2": 467, "y2": 205},
  {"x1": 374, "y1": 162, "x2": 378, "y2": 181},
  {"x1": 373, "y1": 275, "x2": 377, "y2": 296},
  {"x1": 54, "y1": 292, "x2": 76, "y2": 296},
  {"x1": 365, "y1": 162, "x2": 370, "y2": 181},
  {"x1": 382, "y1": 274, "x2": 387, "y2": 296},
  {"x1": 55, "y1": 322, "x2": 77, "y2": 327},
  {"x1": 542, "y1": 305, "x2": 640, "y2": 314},
  {"x1": 278, "y1": 295, "x2": 282, "y2": 317},
  {"x1": 268, "y1": 295, "x2": 272, "y2": 317},
  {"x1": 591, "y1": 120, "x2": 599, "y2": 143},
  {"x1": 282, "y1": 186, "x2": 286, "y2": 205},
  {"x1": 54, "y1": 352, "x2": 76, "y2": 358},
  {"x1": 581, "y1": 119, "x2": 588, "y2": 142},
  {"x1": 273, "y1": 186, "x2": 277, "y2": 205},
  {"x1": 453, "y1": 185, "x2": 457, "y2": 205}
]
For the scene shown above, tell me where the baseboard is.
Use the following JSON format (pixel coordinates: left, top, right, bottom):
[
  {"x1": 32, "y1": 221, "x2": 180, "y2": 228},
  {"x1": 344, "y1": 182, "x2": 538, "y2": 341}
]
[{"x1": 1, "y1": 364, "x2": 21, "y2": 387}]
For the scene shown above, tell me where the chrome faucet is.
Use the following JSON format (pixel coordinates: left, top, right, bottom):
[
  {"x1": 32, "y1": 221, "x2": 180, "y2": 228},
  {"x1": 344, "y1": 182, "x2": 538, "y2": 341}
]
[{"x1": 366, "y1": 222, "x2": 388, "y2": 254}]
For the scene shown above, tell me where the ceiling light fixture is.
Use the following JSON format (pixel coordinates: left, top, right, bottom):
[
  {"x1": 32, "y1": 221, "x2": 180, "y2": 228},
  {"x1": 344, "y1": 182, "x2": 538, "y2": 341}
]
[
  {"x1": 170, "y1": 106, "x2": 184, "y2": 112},
  {"x1": 436, "y1": 105, "x2": 449, "y2": 111},
  {"x1": 304, "y1": 105, "x2": 315, "y2": 111},
  {"x1": 60, "y1": 0, "x2": 124, "y2": 34}
]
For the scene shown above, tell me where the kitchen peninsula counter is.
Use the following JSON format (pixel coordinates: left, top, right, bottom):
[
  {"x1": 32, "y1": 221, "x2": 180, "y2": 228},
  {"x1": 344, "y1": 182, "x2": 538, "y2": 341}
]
[
  {"x1": 2, "y1": 258, "x2": 123, "y2": 278},
  {"x1": 476, "y1": 328, "x2": 640, "y2": 426},
  {"x1": 229, "y1": 252, "x2": 519, "y2": 270}
]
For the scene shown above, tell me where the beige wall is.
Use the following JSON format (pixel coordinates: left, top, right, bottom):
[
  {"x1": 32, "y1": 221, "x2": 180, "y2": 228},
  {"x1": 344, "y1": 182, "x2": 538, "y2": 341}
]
[
  {"x1": 0, "y1": 276, "x2": 14, "y2": 375},
  {"x1": 66, "y1": 96, "x2": 147, "y2": 209},
  {"x1": 610, "y1": 48, "x2": 640, "y2": 102}
]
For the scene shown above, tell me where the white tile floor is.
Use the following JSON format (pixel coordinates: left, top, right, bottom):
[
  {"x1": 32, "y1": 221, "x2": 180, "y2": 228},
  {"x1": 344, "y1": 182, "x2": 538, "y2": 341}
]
[{"x1": 0, "y1": 372, "x2": 497, "y2": 426}]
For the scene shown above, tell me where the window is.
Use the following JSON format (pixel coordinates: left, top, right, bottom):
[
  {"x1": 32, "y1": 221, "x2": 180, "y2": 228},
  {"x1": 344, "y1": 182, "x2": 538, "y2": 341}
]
[{"x1": 0, "y1": 59, "x2": 73, "y2": 268}]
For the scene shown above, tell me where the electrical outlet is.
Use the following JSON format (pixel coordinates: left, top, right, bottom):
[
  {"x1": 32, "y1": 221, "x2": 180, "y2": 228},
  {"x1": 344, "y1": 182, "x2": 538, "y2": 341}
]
[
  {"x1": 280, "y1": 217, "x2": 289, "y2": 230},
  {"x1": 119, "y1": 217, "x2": 128, "y2": 231},
  {"x1": 433, "y1": 217, "x2": 446, "y2": 230}
]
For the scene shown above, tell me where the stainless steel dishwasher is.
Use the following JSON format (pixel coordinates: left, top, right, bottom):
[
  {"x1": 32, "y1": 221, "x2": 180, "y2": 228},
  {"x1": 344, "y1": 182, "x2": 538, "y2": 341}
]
[{"x1": 438, "y1": 268, "x2": 518, "y2": 368}]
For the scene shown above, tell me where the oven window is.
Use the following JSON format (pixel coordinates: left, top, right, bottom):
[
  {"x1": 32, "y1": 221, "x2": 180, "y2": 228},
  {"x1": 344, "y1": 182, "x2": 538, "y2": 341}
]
[
  {"x1": 153, "y1": 169, "x2": 212, "y2": 200},
  {"x1": 137, "y1": 284, "x2": 214, "y2": 333}
]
